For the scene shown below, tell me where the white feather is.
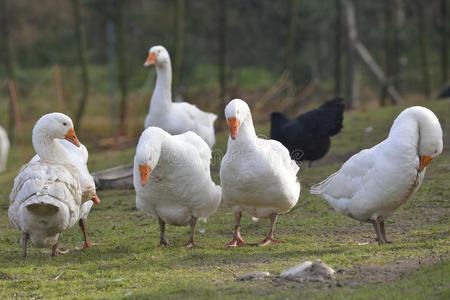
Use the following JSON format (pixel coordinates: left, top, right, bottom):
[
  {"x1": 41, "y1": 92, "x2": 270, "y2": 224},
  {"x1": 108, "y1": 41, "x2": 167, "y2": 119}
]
[
  {"x1": 134, "y1": 127, "x2": 221, "y2": 226},
  {"x1": 310, "y1": 106, "x2": 443, "y2": 222}
]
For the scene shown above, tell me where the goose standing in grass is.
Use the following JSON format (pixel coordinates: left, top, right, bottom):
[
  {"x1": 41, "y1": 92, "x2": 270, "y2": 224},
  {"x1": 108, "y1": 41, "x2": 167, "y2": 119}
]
[
  {"x1": 220, "y1": 99, "x2": 300, "y2": 247},
  {"x1": 143, "y1": 45, "x2": 217, "y2": 148},
  {"x1": 133, "y1": 127, "x2": 221, "y2": 247},
  {"x1": 310, "y1": 106, "x2": 443, "y2": 244},
  {"x1": 30, "y1": 139, "x2": 100, "y2": 249},
  {"x1": 8, "y1": 113, "x2": 99, "y2": 257},
  {"x1": 0, "y1": 125, "x2": 9, "y2": 172}
]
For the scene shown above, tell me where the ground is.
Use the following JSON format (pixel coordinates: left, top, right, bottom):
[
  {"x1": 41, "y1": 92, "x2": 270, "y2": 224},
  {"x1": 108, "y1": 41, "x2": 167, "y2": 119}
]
[{"x1": 0, "y1": 100, "x2": 449, "y2": 299}]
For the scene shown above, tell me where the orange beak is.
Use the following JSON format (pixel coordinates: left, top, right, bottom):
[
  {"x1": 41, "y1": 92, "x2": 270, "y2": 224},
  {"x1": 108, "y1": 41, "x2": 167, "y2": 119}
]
[
  {"x1": 143, "y1": 52, "x2": 156, "y2": 67},
  {"x1": 91, "y1": 193, "x2": 101, "y2": 205},
  {"x1": 139, "y1": 164, "x2": 151, "y2": 186},
  {"x1": 419, "y1": 155, "x2": 432, "y2": 172},
  {"x1": 64, "y1": 128, "x2": 80, "y2": 147},
  {"x1": 227, "y1": 117, "x2": 240, "y2": 140}
]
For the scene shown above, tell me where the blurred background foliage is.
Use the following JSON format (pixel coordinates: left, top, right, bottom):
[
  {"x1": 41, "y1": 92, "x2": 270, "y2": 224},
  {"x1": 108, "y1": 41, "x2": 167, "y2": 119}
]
[{"x1": 0, "y1": 0, "x2": 448, "y2": 145}]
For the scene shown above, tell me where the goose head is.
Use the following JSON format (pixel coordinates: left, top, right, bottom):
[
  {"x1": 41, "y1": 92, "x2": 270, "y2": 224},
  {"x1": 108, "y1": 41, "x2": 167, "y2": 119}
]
[
  {"x1": 412, "y1": 107, "x2": 443, "y2": 171},
  {"x1": 135, "y1": 127, "x2": 165, "y2": 186},
  {"x1": 32, "y1": 113, "x2": 80, "y2": 157},
  {"x1": 143, "y1": 45, "x2": 171, "y2": 67},
  {"x1": 392, "y1": 106, "x2": 443, "y2": 172},
  {"x1": 225, "y1": 99, "x2": 252, "y2": 140}
]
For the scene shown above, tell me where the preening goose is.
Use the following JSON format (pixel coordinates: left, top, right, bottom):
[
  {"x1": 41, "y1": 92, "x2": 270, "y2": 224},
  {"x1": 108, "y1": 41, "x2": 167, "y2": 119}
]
[
  {"x1": 143, "y1": 45, "x2": 217, "y2": 148},
  {"x1": 0, "y1": 125, "x2": 9, "y2": 172},
  {"x1": 30, "y1": 139, "x2": 100, "y2": 249},
  {"x1": 220, "y1": 99, "x2": 300, "y2": 246},
  {"x1": 133, "y1": 127, "x2": 221, "y2": 247},
  {"x1": 310, "y1": 106, "x2": 443, "y2": 244},
  {"x1": 9, "y1": 113, "x2": 98, "y2": 257}
]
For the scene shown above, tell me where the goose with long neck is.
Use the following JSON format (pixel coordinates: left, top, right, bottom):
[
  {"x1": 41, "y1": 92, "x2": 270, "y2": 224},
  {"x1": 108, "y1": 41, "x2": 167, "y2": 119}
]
[
  {"x1": 220, "y1": 99, "x2": 300, "y2": 247},
  {"x1": 311, "y1": 106, "x2": 443, "y2": 245},
  {"x1": 143, "y1": 45, "x2": 217, "y2": 148},
  {"x1": 133, "y1": 126, "x2": 221, "y2": 247},
  {"x1": 9, "y1": 113, "x2": 97, "y2": 258}
]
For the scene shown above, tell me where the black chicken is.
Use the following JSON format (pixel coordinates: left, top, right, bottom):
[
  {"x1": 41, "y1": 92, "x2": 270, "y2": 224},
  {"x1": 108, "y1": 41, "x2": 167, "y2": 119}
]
[{"x1": 270, "y1": 98, "x2": 345, "y2": 166}]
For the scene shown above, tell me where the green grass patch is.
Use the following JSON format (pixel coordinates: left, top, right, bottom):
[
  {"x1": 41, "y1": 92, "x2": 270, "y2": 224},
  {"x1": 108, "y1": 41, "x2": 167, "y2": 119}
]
[{"x1": 0, "y1": 100, "x2": 449, "y2": 298}]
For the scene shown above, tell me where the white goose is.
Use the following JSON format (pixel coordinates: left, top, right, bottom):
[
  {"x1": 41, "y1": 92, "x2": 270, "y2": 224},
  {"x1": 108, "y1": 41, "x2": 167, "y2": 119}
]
[
  {"x1": 143, "y1": 45, "x2": 217, "y2": 148},
  {"x1": 310, "y1": 106, "x2": 443, "y2": 244},
  {"x1": 220, "y1": 99, "x2": 300, "y2": 246},
  {"x1": 30, "y1": 139, "x2": 100, "y2": 249},
  {"x1": 0, "y1": 125, "x2": 9, "y2": 172},
  {"x1": 133, "y1": 127, "x2": 221, "y2": 247},
  {"x1": 8, "y1": 113, "x2": 97, "y2": 257}
]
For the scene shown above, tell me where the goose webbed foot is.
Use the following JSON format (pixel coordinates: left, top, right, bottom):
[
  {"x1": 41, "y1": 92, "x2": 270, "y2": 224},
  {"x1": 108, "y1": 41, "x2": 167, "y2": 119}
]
[
  {"x1": 254, "y1": 213, "x2": 284, "y2": 246},
  {"x1": 225, "y1": 212, "x2": 247, "y2": 247}
]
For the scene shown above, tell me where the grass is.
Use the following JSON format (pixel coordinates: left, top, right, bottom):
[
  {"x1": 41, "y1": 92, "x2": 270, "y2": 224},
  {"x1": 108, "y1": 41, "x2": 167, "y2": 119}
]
[{"x1": 0, "y1": 99, "x2": 449, "y2": 299}]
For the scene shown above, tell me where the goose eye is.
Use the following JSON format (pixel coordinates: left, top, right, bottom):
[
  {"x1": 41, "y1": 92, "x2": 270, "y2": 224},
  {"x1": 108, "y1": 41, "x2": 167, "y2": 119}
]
[
  {"x1": 63, "y1": 122, "x2": 67, "y2": 126},
  {"x1": 237, "y1": 110, "x2": 240, "y2": 114}
]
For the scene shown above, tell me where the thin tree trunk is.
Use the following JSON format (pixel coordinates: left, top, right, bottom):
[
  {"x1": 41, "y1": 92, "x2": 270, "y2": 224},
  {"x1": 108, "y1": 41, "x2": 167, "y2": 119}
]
[
  {"x1": 381, "y1": 0, "x2": 394, "y2": 106},
  {"x1": 106, "y1": 20, "x2": 117, "y2": 136},
  {"x1": 72, "y1": 0, "x2": 89, "y2": 130},
  {"x1": 441, "y1": 0, "x2": 448, "y2": 84},
  {"x1": 218, "y1": 0, "x2": 227, "y2": 105},
  {"x1": 342, "y1": 0, "x2": 359, "y2": 109},
  {"x1": 173, "y1": 0, "x2": 184, "y2": 91},
  {"x1": 416, "y1": 0, "x2": 431, "y2": 97},
  {"x1": 334, "y1": 0, "x2": 342, "y2": 97},
  {"x1": 0, "y1": 0, "x2": 16, "y2": 137},
  {"x1": 285, "y1": 0, "x2": 299, "y2": 74},
  {"x1": 114, "y1": 0, "x2": 128, "y2": 136}
]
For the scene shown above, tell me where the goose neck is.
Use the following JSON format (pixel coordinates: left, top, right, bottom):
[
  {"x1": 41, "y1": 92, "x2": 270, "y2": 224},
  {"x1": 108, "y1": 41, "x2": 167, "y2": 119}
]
[
  {"x1": 232, "y1": 116, "x2": 258, "y2": 145},
  {"x1": 150, "y1": 63, "x2": 172, "y2": 113},
  {"x1": 32, "y1": 133, "x2": 71, "y2": 164}
]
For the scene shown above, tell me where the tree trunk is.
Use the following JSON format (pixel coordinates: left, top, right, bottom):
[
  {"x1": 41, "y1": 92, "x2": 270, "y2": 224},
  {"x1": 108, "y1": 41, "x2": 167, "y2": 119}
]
[
  {"x1": 72, "y1": 0, "x2": 89, "y2": 131},
  {"x1": 381, "y1": 0, "x2": 394, "y2": 106},
  {"x1": 0, "y1": 0, "x2": 16, "y2": 136},
  {"x1": 441, "y1": 0, "x2": 448, "y2": 84},
  {"x1": 342, "y1": 0, "x2": 402, "y2": 106},
  {"x1": 113, "y1": 0, "x2": 128, "y2": 136},
  {"x1": 173, "y1": 0, "x2": 185, "y2": 92},
  {"x1": 285, "y1": 0, "x2": 299, "y2": 74},
  {"x1": 106, "y1": 20, "x2": 117, "y2": 136},
  {"x1": 342, "y1": 0, "x2": 359, "y2": 109},
  {"x1": 334, "y1": 0, "x2": 342, "y2": 97},
  {"x1": 416, "y1": 0, "x2": 431, "y2": 97},
  {"x1": 218, "y1": 0, "x2": 227, "y2": 105}
]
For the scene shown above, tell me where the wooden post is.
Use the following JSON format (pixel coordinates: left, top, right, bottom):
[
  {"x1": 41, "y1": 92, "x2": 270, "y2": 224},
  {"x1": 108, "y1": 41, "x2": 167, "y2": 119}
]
[
  {"x1": 8, "y1": 80, "x2": 26, "y2": 162},
  {"x1": 54, "y1": 65, "x2": 65, "y2": 112},
  {"x1": 0, "y1": 0, "x2": 16, "y2": 136}
]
